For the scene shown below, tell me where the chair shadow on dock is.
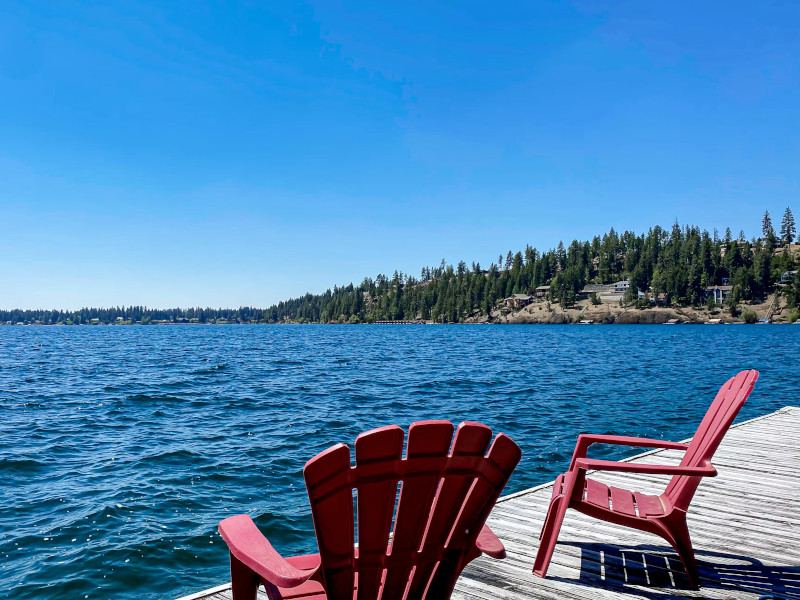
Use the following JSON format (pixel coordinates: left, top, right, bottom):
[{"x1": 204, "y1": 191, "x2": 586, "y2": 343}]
[{"x1": 553, "y1": 542, "x2": 800, "y2": 599}]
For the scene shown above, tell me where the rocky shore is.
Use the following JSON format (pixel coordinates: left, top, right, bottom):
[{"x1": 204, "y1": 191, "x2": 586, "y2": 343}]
[{"x1": 467, "y1": 292, "x2": 791, "y2": 325}]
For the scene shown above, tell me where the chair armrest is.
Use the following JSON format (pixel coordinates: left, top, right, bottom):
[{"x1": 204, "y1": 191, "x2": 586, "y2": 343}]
[
  {"x1": 573, "y1": 458, "x2": 717, "y2": 477},
  {"x1": 568, "y1": 435, "x2": 689, "y2": 469},
  {"x1": 218, "y1": 514, "x2": 319, "y2": 588},
  {"x1": 475, "y1": 524, "x2": 505, "y2": 559}
]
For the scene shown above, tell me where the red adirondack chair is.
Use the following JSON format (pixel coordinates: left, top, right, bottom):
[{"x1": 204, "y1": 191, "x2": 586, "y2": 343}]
[
  {"x1": 219, "y1": 420, "x2": 521, "y2": 600},
  {"x1": 533, "y1": 369, "x2": 759, "y2": 588}
]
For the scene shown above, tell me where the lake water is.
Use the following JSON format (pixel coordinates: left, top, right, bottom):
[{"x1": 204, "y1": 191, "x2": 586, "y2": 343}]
[{"x1": 1, "y1": 324, "x2": 797, "y2": 600}]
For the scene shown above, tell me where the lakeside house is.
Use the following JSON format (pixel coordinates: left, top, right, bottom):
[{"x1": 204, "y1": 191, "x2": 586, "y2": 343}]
[
  {"x1": 534, "y1": 285, "x2": 550, "y2": 298},
  {"x1": 613, "y1": 279, "x2": 630, "y2": 294},
  {"x1": 504, "y1": 294, "x2": 533, "y2": 309},
  {"x1": 578, "y1": 283, "x2": 610, "y2": 299},
  {"x1": 705, "y1": 285, "x2": 733, "y2": 304}
]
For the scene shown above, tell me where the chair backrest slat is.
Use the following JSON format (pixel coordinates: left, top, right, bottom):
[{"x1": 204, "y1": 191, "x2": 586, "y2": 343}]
[
  {"x1": 427, "y1": 430, "x2": 522, "y2": 597},
  {"x1": 304, "y1": 443, "x2": 356, "y2": 599},
  {"x1": 303, "y1": 421, "x2": 521, "y2": 600},
  {"x1": 382, "y1": 421, "x2": 455, "y2": 600},
  {"x1": 354, "y1": 425, "x2": 405, "y2": 600},
  {"x1": 406, "y1": 422, "x2": 493, "y2": 598},
  {"x1": 665, "y1": 369, "x2": 758, "y2": 511}
]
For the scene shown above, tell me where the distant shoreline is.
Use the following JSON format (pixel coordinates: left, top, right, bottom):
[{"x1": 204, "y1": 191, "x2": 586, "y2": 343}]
[
  {"x1": 2, "y1": 320, "x2": 798, "y2": 326},
  {"x1": 2, "y1": 289, "x2": 798, "y2": 326}
]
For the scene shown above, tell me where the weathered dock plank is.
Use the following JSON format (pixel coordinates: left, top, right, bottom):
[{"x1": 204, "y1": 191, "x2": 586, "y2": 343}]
[{"x1": 177, "y1": 406, "x2": 800, "y2": 600}]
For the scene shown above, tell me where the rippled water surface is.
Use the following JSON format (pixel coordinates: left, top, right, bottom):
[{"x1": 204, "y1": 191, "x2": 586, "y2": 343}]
[{"x1": 1, "y1": 325, "x2": 797, "y2": 600}]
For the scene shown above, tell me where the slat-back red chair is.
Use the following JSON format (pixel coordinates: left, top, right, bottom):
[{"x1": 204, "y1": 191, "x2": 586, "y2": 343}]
[
  {"x1": 219, "y1": 420, "x2": 521, "y2": 600},
  {"x1": 533, "y1": 369, "x2": 759, "y2": 588}
]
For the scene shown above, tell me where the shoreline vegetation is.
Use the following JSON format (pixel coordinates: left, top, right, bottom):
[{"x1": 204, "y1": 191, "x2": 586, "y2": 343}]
[{"x1": 3, "y1": 215, "x2": 800, "y2": 327}]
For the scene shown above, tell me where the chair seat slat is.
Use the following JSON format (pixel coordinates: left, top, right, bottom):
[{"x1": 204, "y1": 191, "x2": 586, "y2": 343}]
[{"x1": 610, "y1": 486, "x2": 636, "y2": 516}]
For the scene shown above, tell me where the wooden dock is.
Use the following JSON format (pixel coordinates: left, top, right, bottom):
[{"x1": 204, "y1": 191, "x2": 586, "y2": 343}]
[{"x1": 179, "y1": 407, "x2": 800, "y2": 600}]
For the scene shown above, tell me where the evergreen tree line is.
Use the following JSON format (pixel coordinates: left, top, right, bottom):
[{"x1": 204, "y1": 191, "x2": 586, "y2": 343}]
[
  {"x1": 2, "y1": 209, "x2": 798, "y2": 325},
  {"x1": 0, "y1": 305, "x2": 264, "y2": 325},
  {"x1": 268, "y1": 208, "x2": 799, "y2": 324}
]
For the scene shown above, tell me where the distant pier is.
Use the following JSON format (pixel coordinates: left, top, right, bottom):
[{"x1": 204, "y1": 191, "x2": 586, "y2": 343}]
[{"x1": 374, "y1": 320, "x2": 433, "y2": 325}]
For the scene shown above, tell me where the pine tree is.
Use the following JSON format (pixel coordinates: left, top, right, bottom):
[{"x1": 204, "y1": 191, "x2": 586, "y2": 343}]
[
  {"x1": 762, "y1": 211, "x2": 775, "y2": 239},
  {"x1": 556, "y1": 241, "x2": 566, "y2": 269},
  {"x1": 780, "y1": 207, "x2": 796, "y2": 246}
]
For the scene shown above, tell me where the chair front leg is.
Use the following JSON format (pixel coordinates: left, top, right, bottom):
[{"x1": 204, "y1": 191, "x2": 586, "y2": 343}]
[
  {"x1": 539, "y1": 499, "x2": 555, "y2": 540},
  {"x1": 533, "y1": 471, "x2": 580, "y2": 578},
  {"x1": 230, "y1": 553, "x2": 261, "y2": 600}
]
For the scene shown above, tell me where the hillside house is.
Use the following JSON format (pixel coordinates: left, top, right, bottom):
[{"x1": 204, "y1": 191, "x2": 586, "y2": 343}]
[
  {"x1": 613, "y1": 280, "x2": 630, "y2": 294},
  {"x1": 578, "y1": 283, "x2": 610, "y2": 298},
  {"x1": 504, "y1": 294, "x2": 533, "y2": 309},
  {"x1": 534, "y1": 285, "x2": 550, "y2": 298},
  {"x1": 781, "y1": 271, "x2": 797, "y2": 285},
  {"x1": 705, "y1": 285, "x2": 733, "y2": 304}
]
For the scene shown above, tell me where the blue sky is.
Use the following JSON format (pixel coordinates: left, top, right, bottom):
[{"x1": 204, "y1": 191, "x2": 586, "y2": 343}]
[{"x1": 1, "y1": 1, "x2": 798, "y2": 309}]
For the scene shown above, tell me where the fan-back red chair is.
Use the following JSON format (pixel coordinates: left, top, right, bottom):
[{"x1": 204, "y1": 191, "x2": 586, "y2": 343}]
[
  {"x1": 533, "y1": 369, "x2": 759, "y2": 588},
  {"x1": 220, "y1": 420, "x2": 521, "y2": 600}
]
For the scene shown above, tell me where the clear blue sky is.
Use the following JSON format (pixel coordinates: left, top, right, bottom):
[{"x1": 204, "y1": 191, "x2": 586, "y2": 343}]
[{"x1": 1, "y1": 1, "x2": 798, "y2": 309}]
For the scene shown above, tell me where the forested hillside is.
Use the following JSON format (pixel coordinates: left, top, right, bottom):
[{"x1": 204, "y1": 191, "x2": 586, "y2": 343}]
[
  {"x1": 269, "y1": 211, "x2": 799, "y2": 324},
  {"x1": 2, "y1": 210, "x2": 799, "y2": 325}
]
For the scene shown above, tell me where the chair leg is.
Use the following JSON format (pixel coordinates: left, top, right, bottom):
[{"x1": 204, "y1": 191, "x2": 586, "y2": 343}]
[
  {"x1": 660, "y1": 514, "x2": 700, "y2": 589},
  {"x1": 540, "y1": 475, "x2": 566, "y2": 540},
  {"x1": 539, "y1": 496, "x2": 556, "y2": 540},
  {"x1": 533, "y1": 482, "x2": 573, "y2": 578},
  {"x1": 230, "y1": 553, "x2": 261, "y2": 600}
]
